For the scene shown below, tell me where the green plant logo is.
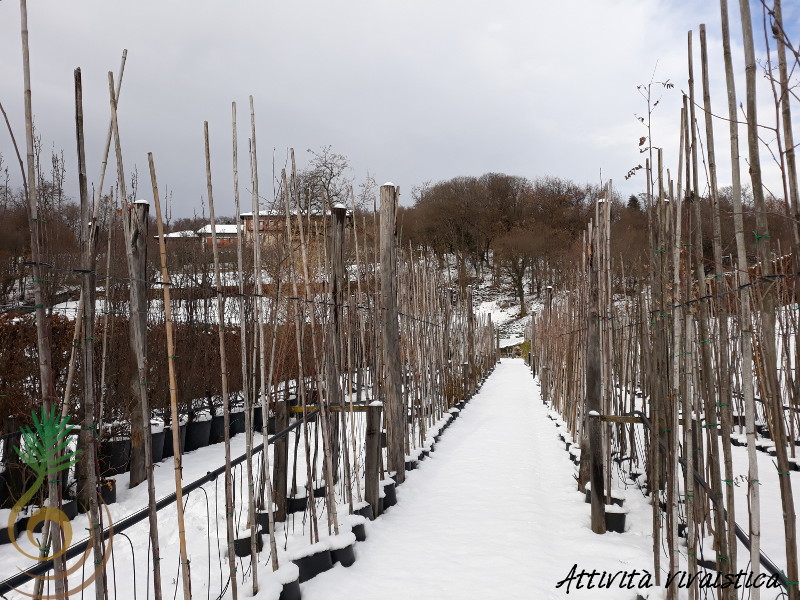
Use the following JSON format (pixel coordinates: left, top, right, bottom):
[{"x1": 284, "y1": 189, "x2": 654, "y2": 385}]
[{"x1": 8, "y1": 405, "x2": 113, "y2": 599}]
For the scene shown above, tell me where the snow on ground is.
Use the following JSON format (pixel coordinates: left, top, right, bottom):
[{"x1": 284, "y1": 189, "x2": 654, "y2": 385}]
[{"x1": 299, "y1": 359, "x2": 656, "y2": 600}]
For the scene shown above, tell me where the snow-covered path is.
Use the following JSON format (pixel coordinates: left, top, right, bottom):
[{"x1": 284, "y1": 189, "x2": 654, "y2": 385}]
[{"x1": 301, "y1": 358, "x2": 655, "y2": 599}]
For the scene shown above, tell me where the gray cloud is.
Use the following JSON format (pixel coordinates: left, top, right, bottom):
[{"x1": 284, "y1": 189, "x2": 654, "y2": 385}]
[{"x1": 0, "y1": 0, "x2": 793, "y2": 217}]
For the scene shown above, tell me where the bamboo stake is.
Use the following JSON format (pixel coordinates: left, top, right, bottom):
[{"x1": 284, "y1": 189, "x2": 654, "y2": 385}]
[
  {"x1": 18, "y1": 1, "x2": 66, "y2": 592},
  {"x1": 147, "y1": 154, "x2": 192, "y2": 600},
  {"x1": 739, "y1": 1, "x2": 798, "y2": 594},
  {"x1": 204, "y1": 122, "x2": 241, "y2": 598}
]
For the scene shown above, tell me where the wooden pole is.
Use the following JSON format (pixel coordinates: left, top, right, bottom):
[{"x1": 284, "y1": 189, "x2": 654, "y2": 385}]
[
  {"x1": 18, "y1": 2, "x2": 66, "y2": 592},
  {"x1": 738, "y1": 2, "x2": 798, "y2": 593},
  {"x1": 204, "y1": 122, "x2": 241, "y2": 598},
  {"x1": 380, "y1": 183, "x2": 406, "y2": 484},
  {"x1": 365, "y1": 404, "x2": 382, "y2": 518},
  {"x1": 147, "y1": 153, "x2": 192, "y2": 600},
  {"x1": 75, "y1": 66, "x2": 113, "y2": 600},
  {"x1": 587, "y1": 202, "x2": 605, "y2": 534}
]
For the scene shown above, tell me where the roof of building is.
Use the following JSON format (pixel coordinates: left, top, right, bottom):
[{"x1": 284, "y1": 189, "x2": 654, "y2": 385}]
[
  {"x1": 163, "y1": 230, "x2": 199, "y2": 239},
  {"x1": 197, "y1": 224, "x2": 239, "y2": 235}
]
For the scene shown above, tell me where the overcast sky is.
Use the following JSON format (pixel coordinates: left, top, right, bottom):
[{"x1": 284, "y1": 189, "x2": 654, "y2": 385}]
[{"x1": 1, "y1": 0, "x2": 798, "y2": 218}]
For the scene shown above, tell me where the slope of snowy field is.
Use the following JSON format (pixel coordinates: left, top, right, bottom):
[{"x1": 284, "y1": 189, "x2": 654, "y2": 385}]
[{"x1": 299, "y1": 359, "x2": 656, "y2": 600}]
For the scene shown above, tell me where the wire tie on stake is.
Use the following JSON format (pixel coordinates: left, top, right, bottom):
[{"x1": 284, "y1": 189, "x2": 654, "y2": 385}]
[
  {"x1": 781, "y1": 571, "x2": 799, "y2": 586},
  {"x1": 723, "y1": 479, "x2": 734, "y2": 486},
  {"x1": 753, "y1": 231, "x2": 770, "y2": 247},
  {"x1": 716, "y1": 403, "x2": 730, "y2": 407}
]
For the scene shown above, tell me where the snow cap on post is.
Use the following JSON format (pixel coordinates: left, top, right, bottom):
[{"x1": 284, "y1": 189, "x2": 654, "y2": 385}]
[{"x1": 134, "y1": 198, "x2": 150, "y2": 205}]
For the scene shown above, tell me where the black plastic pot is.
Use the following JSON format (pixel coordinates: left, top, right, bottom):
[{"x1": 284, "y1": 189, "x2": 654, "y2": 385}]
[
  {"x1": 28, "y1": 503, "x2": 72, "y2": 533},
  {"x1": 280, "y1": 580, "x2": 301, "y2": 600},
  {"x1": 234, "y1": 531, "x2": 263, "y2": 557},
  {"x1": 287, "y1": 496, "x2": 308, "y2": 514},
  {"x1": 354, "y1": 504, "x2": 374, "y2": 520},
  {"x1": 253, "y1": 413, "x2": 277, "y2": 434},
  {"x1": 405, "y1": 459, "x2": 418, "y2": 471},
  {"x1": 293, "y1": 549, "x2": 333, "y2": 582},
  {"x1": 605, "y1": 510, "x2": 626, "y2": 533},
  {"x1": 99, "y1": 439, "x2": 131, "y2": 477},
  {"x1": 351, "y1": 522, "x2": 366, "y2": 542},
  {"x1": 330, "y1": 543, "x2": 356, "y2": 567},
  {"x1": 162, "y1": 425, "x2": 186, "y2": 458},
  {"x1": 185, "y1": 420, "x2": 212, "y2": 452},
  {"x1": 230, "y1": 412, "x2": 245, "y2": 435},
  {"x1": 312, "y1": 484, "x2": 327, "y2": 499},
  {"x1": 62, "y1": 499, "x2": 78, "y2": 520},
  {"x1": 151, "y1": 430, "x2": 165, "y2": 463},
  {"x1": 584, "y1": 491, "x2": 624, "y2": 507},
  {"x1": 100, "y1": 479, "x2": 116, "y2": 505},
  {"x1": 209, "y1": 415, "x2": 226, "y2": 444},
  {"x1": 0, "y1": 519, "x2": 18, "y2": 545},
  {"x1": 382, "y1": 482, "x2": 397, "y2": 509},
  {"x1": 255, "y1": 511, "x2": 276, "y2": 533}
]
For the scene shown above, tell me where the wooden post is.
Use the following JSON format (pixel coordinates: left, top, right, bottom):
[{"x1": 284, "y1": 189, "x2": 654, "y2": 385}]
[
  {"x1": 74, "y1": 67, "x2": 114, "y2": 600},
  {"x1": 328, "y1": 203, "x2": 347, "y2": 479},
  {"x1": 148, "y1": 153, "x2": 192, "y2": 600},
  {"x1": 380, "y1": 183, "x2": 405, "y2": 484},
  {"x1": 587, "y1": 204, "x2": 606, "y2": 534},
  {"x1": 365, "y1": 404, "x2": 382, "y2": 518},
  {"x1": 273, "y1": 398, "x2": 289, "y2": 521},
  {"x1": 126, "y1": 197, "x2": 150, "y2": 490}
]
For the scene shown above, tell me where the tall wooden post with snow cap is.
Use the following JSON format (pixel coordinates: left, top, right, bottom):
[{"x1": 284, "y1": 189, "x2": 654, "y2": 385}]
[
  {"x1": 328, "y1": 202, "x2": 347, "y2": 478},
  {"x1": 541, "y1": 285, "x2": 553, "y2": 404},
  {"x1": 380, "y1": 183, "x2": 405, "y2": 484},
  {"x1": 587, "y1": 200, "x2": 605, "y2": 534}
]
